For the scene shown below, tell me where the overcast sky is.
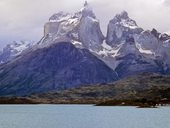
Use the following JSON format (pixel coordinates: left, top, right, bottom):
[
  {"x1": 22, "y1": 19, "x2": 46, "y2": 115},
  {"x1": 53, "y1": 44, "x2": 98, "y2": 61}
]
[{"x1": 0, "y1": 0, "x2": 170, "y2": 49}]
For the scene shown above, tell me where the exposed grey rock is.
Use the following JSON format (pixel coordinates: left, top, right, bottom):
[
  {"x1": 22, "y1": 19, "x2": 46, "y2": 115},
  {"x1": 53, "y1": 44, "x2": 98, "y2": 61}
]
[
  {"x1": 104, "y1": 11, "x2": 170, "y2": 77},
  {"x1": 135, "y1": 30, "x2": 160, "y2": 54},
  {"x1": 106, "y1": 11, "x2": 143, "y2": 46},
  {"x1": 0, "y1": 42, "x2": 118, "y2": 96},
  {"x1": 41, "y1": 1, "x2": 104, "y2": 50}
]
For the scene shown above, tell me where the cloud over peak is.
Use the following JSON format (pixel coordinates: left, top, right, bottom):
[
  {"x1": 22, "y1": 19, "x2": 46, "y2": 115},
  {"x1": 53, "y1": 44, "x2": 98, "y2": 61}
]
[{"x1": 0, "y1": 0, "x2": 170, "y2": 49}]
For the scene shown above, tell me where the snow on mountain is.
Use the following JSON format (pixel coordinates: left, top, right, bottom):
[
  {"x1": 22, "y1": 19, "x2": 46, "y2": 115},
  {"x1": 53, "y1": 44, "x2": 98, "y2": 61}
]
[
  {"x1": 136, "y1": 43, "x2": 154, "y2": 55},
  {"x1": 49, "y1": 11, "x2": 72, "y2": 23},
  {"x1": 134, "y1": 30, "x2": 159, "y2": 56},
  {"x1": 0, "y1": 42, "x2": 118, "y2": 96},
  {"x1": 41, "y1": 5, "x2": 169, "y2": 76},
  {"x1": 0, "y1": 40, "x2": 35, "y2": 64},
  {"x1": 164, "y1": 31, "x2": 170, "y2": 36},
  {"x1": 1, "y1": 2, "x2": 170, "y2": 96},
  {"x1": 0, "y1": 2, "x2": 118, "y2": 96},
  {"x1": 41, "y1": 1, "x2": 104, "y2": 50},
  {"x1": 96, "y1": 11, "x2": 170, "y2": 77},
  {"x1": 1, "y1": 2, "x2": 170, "y2": 78},
  {"x1": 88, "y1": 11, "x2": 142, "y2": 70},
  {"x1": 106, "y1": 11, "x2": 143, "y2": 46}
]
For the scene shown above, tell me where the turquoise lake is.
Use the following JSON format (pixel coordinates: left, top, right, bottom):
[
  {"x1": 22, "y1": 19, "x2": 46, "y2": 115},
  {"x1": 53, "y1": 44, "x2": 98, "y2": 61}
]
[{"x1": 0, "y1": 105, "x2": 170, "y2": 128}]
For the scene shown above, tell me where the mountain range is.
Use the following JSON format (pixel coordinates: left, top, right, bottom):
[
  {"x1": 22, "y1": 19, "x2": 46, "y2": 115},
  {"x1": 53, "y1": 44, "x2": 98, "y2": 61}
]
[{"x1": 0, "y1": 2, "x2": 170, "y2": 96}]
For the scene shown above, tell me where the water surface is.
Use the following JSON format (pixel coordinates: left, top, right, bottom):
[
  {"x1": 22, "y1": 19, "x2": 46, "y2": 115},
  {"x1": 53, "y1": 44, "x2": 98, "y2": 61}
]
[{"x1": 0, "y1": 105, "x2": 169, "y2": 128}]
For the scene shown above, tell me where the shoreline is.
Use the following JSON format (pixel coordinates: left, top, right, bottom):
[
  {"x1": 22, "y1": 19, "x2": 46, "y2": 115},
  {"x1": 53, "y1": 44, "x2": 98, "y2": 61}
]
[{"x1": 0, "y1": 97, "x2": 170, "y2": 108}]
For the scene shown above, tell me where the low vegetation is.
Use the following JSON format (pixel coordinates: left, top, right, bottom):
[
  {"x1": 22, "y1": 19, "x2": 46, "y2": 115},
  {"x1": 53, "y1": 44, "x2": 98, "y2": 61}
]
[
  {"x1": 1, "y1": 73, "x2": 170, "y2": 107},
  {"x1": 0, "y1": 97, "x2": 39, "y2": 104},
  {"x1": 96, "y1": 98, "x2": 170, "y2": 108}
]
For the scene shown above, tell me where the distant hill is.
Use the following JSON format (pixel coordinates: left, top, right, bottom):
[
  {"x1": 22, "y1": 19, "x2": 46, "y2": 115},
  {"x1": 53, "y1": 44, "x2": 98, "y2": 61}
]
[{"x1": 29, "y1": 73, "x2": 170, "y2": 104}]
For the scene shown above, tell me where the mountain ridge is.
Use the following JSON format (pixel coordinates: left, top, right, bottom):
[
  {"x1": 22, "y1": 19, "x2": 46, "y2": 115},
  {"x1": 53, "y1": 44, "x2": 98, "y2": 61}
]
[
  {"x1": 0, "y1": 2, "x2": 170, "y2": 96},
  {"x1": 0, "y1": 42, "x2": 118, "y2": 96}
]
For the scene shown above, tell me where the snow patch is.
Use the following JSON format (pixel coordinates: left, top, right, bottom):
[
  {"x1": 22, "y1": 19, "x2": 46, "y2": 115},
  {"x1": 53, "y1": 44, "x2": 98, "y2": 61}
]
[
  {"x1": 136, "y1": 43, "x2": 154, "y2": 55},
  {"x1": 93, "y1": 42, "x2": 122, "y2": 58},
  {"x1": 164, "y1": 31, "x2": 170, "y2": 36},
  {"x1": 72, "y1": 40, "x2": 82, "y2": 46},
  {"x1": 120, "y1": 19, "x2": 138, "y2": 29},
  {"x1": 101, "y1": 42, "x2": 112, "y2": 50},
  {"x1": 163, "y1": 39, "x2": 170, "y2": 47},
  {"x1": 49, "y1": 12, "x2": 72, "y2": 23},
  {"x1": 68, "y1": 18, "x2": 79, "y2": 24}
]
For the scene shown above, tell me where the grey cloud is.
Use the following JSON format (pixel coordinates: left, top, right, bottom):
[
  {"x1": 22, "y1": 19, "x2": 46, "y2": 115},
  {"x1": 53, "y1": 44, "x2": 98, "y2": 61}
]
[
  {"x1": 0, "y1": 0, "x2": 170, "y2": 49},
  {"x1": 163, "y1": 0, "x2": 170, "y2": 6}
]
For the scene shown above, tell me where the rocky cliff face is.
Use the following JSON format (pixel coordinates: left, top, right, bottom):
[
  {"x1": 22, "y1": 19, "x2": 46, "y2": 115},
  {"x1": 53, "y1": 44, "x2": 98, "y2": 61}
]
[
  {"x1": 104, "y1": 11, "x2": 170, "y2": 77},
  {"x1": 42, "y1": 2, "x2": 104, "y2": 50},
  {"x1": 106, "y1": 11, "x2": 143, "y2": 46}
]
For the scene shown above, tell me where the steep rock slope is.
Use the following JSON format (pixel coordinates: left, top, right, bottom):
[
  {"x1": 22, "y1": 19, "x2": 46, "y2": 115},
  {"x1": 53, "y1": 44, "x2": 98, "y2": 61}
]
[
  {"x1": 0, "y1": 42, "x2": 118, "y2": 96},
  {"x1": 1, "y1": 3, "x2": 170, "y2": 78},
  {"x1": 104, "y1": 11, "x2": 170, "y2": 77},
  {"x1": 40, "y1": 2, "x2": 104, "y2": 50},
  {"x1": 106, "y1": 11, "x2": 143, "y2": 46}
]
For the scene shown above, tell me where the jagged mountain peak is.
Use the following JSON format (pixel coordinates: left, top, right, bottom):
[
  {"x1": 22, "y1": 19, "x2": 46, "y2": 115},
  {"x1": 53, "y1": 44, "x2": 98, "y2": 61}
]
[
  {"x1": 107, "y1": 11, "x2": 140, "y2": 33},
  {"x1": 84, "y1": 1, "x2": 88, "y2": 7},
  {"x1": 150, "y1": 28, "x2": 170, "y2": 41},
  {"x1": 48, "y1": 2, "x2": 95, "y2": 23},
  {"x1": 111, "y1": 11, "x2": 138, "y2": 28},
  {"x1": 115, "y1": 11, "x2": 129, "y2": 19},
  {"x1": 164, "y1": 31, "x2": 170, "y2": 35},
  {"x1": 151, "y1": 28, "x2": 161, "y2": 39},
  {"x1": 80, "y1": 1, "x2": 96, "y2": 18},
  {"x1": 106, "y1": 11, "x2": 143, "y2": 46},
  {"x1": 42, "y1": 1, "x2": 103, "y2": 50},
  {"x1": 2, "y1": 40, "x2": 35, "y2": 53},
  {"x1": 0, "y1": 40, "x2": 35, "y2": 64}
]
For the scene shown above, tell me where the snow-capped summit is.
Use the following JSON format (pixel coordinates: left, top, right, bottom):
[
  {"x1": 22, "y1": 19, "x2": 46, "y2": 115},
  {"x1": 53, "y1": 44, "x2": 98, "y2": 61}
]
[
  {"x1": 115, "y1": 11, "x2": 129, "y2": 20},
  {"x1": 110, "y1": 11, "x2": 138, "y2": 28},
  {"x1": 2, "y1": 7, "x2": 170, "y2": 77},
  {"x1": 44, "y1": 11, "x2": 75, "y2": 37},
  {"x1": 106, "y1": 11, "x2": 143, "y2": 46},
  {"x1": 0, "y1": 41, "x2": 35, "y2": 64},
  {"x1": 160, "y1": 33, "x2": 170, "y2": 41},
  {"x1": 80, "y1": 1, "x2": 96, "y2": 18},
  {"x1": 100, "y1": 11, "x2": 170, "y2": 76},
  {"x1": 42, "y1": 1, "x2": 104, "y2": 50},
  {"x1": 78, "y1": 2, "x2": 104, "y2": 49}
]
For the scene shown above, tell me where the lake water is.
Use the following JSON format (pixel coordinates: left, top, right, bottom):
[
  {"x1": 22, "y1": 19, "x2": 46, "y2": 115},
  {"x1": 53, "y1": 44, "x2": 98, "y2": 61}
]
[{"x1": 0, "y1": 105, "x2": 170, "y2": 128}]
